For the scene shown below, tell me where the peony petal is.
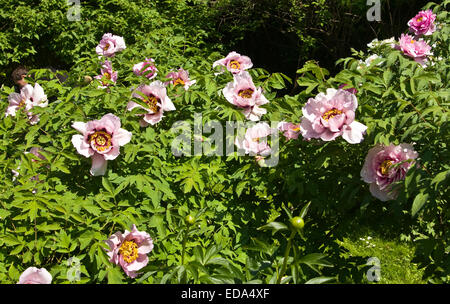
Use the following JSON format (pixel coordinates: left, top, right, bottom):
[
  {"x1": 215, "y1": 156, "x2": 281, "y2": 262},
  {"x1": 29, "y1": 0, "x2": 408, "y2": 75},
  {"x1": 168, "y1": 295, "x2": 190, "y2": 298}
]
[
  {"x1": 327, "y1": 114, "x2": 346, "y2": 132},
  {"x1": 125, "y1": 254, "x2": 149, "y2": 272},
  {"x1": 72, "y1": 121, "x2": 88, "y2": 135},
  {"x1": 71, "y1": 134, "x2": 94, "y2": 158},
  {"x1": 90, "y1": 153, "x2": 108, "y2": 176},
  {"x1": 103, "y1": 146, "x2": 120, "y2": 161},
  {"x1": 18, "y1": 267, "x2": 52, "y2": 284},
  {"x1": 114, "y1": 128, "x2": 132, "y2": 146},
  {"x1": 320, "y1": 130, "x2": 341, "y2": 141},
  {"x1": 369, "y1": 183, "x2": 393, "y2": 202},
  {"x1": 342, "y1": 121, "x2": 367, "y2": 144}
]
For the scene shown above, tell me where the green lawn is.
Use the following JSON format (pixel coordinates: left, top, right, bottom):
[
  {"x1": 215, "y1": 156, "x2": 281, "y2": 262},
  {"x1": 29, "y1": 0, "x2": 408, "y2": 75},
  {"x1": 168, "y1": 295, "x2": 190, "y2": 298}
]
[{"x1": 339, "y1": 225, "x2": 425, "y2": 284}]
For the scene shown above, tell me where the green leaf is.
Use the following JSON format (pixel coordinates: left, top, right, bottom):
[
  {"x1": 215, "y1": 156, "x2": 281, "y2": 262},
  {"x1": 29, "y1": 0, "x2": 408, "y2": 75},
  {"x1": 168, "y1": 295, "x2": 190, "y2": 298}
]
[
  {"x1": 102, "y1": 177, "x2": 115, "y2": 196},
  {"x1": 305, "y1": 276, "x2": 336, "y2": 284},
  {"x1": 257, "y1": 222, "x2": 288, "y2": 233},
  {"x1": 299, "y1": 202, "x2": 311, "y2": 219},
  {"x1": 107, "y1": 267, "x2": 124, "y2": 284},
  {"x1": 411, "y1": 192, "x2": 429, "y2": 217}
]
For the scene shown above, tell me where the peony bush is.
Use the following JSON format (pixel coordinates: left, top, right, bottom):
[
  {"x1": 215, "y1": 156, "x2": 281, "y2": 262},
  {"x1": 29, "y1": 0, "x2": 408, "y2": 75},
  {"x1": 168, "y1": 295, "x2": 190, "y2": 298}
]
[{"x1": 0, "y1": 2, "x2": 448, "y2": 284}]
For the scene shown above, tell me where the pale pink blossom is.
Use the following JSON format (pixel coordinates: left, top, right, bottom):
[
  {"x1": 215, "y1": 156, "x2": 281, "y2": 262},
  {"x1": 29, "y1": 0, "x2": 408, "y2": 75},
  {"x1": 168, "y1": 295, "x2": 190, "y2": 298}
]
[
  {"x1": 94, "y1": 60, "x2": 118, "y2": 89},
  {"x1": 133, "y1": 58, "x2": 158, "y2": 79},
  {"x1": 165, "y1": 68, "x2": 196, "y2": 90},
  {"x1": 223, "y1": 71, "x2": 269, "y2": 121},
  {"x1": 71, "y1": 113, "x2": 132, "y2": 176},
  {"x1": 213, "y1": 51, "x2": 253, "y2": 75},
  {"x1": 300, "y1": 88, "x2": 367, "y2": 144},
  {"x1": 18, "y1": 267, "x2": 52, "y2": 284},
  {"x1": 95, "y1": 33, "x2": 126, "y2": 57},
  {"x1": 398, "y1": 34, "x2": 433, "y2": 66},
  {"x1": 127, "y1": 81, "x2": 175, "y2": 127},
  {"x1": 235, "y1": 122, "x2": 273, "y2": 156},
  {"x1": 105, "y1": 224, "x2": 154, "y2": 278},
  {"x1": 408, "y1": 9, "x2": 437, "y2": 36},
  {"x1": 361, "y1": 143, "x2": 419, "y2": 201},
  {"x1": 5, "y1": 83, "x2": 48, "y2": 125},
  {"x1": 277, "y1": 122, "x2": 301, "y2": 140}
]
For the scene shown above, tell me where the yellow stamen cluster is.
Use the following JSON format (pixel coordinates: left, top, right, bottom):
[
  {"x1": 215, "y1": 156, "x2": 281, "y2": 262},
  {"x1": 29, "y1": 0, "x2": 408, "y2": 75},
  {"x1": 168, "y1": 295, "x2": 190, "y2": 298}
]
[
  {"x1": 417, "y1": 17, "x2": 423, "y2": 22},
  {"x1": 322, "y1": 108, "x2": 343, "y2": 121},
  {"x1": 103, "y1": 44, "x2": 110, "y2": 51},
  {"x1": 380, "y1": 160, "x2": 393, "y2": 176},
  {"x1": 18, "y1": 99, "x2": 26, "y2": 108},
  {"x1": 238, "y1": 88, "x2": 254, "y2": 99},
  {"x1": 173, "y1": 78, "x2": 185, "y2": 87},
  {"x1": 229, "y1": 60, "x2": 241, "y2": 70},
  {"x1": 144, "y1": 95, "x2": 159, "y2": 113},
  {"x1": 89, "y1": 131, "x2": 112, "y2": 152},
  {"x1": 119, "y1": 240, "x2": 139, "y2": 264}
]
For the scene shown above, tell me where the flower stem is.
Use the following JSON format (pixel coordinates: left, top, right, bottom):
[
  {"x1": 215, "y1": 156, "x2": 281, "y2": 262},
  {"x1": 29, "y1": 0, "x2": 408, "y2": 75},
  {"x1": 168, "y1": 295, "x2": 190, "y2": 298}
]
[
  {"x1": 277, "y1": 230, "x2": 296, "y2": 284},
  {"x1": 181, "y1": 224, "x2": 191, "y2": 265}
]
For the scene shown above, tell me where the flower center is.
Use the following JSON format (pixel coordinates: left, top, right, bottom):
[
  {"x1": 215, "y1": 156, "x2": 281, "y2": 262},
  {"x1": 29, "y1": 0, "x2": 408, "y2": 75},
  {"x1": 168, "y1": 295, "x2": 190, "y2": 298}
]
[
  {"x1": 89, "y1": 130, "x2": 112, "y2": 153},
  {"x1": 229, "y1": 60, "x2": 241, "y2": 70},
  {"x1": 103, "y1": 44, "x2": 110, "y2": 51},
  {"x1": 119, "y1": 240, "x2": 139, "y2": 264},
  {"x1": 144, "y1": 94, "x2": 159, "y2": 113},
  {"x1": 417, "y1": 17, "x2": 423, "y2": 22},
  {"x1": 410, "y1": 39, "x2": 416, "y2": 44},
  {"x1": 322, "y1": 108, "x2": 343, "y2": 121},
  {"x1": 292, "y1": 127, "x2": 301, "y2": 132},
  {"x1": 238, "y1": 88, "x2": 254, "y2": 98},
  {"x1": 173, "y1": 78, "x2": 185, "y2": 87},
  {"x1": 380, "y1": 160, "x2": 393, "y2": 176},
  {"x1": 18, "y1": 99, "x2": 26, "y2": 108},
  {"x1": 103, "y1": 72, "x2": 111, "y2": 80}
]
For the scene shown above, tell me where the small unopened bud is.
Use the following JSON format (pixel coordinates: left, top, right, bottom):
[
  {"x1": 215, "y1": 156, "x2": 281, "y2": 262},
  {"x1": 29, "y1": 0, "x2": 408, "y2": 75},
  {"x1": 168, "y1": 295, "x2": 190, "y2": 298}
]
[
  {"x1": 185, "y1": 215, "x2": 195, "y2": 225},
  {"x1": 84, "y1": 75, "x2": 93, "y2": 84}
]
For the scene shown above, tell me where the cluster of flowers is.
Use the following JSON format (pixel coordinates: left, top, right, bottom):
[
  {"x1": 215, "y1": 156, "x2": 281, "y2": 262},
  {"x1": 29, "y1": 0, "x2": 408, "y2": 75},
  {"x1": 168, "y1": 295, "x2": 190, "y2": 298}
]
[
  {"x1": 396, "y1": 9, "x2": 437, "y2": 67},
  {"x1": 364, "y1": 10, "x2": 437, "y2": 69},
  {"x1": 9, "y1": 8, "x2": 433, "y2": 282},
  {"x1": 17, "y1": 224, "x2": 154, "y2": 283},
  {"x1": 76, "y1": 33, "x2": 198, "y2": 175},
  {"x1": 5, "y1": 83, "x2": 48, "y2": 124}
]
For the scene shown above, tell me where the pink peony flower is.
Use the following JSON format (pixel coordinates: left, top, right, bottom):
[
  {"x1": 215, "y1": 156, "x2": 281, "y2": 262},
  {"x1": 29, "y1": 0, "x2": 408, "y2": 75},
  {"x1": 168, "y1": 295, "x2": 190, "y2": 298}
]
[
  {"x1": 235, "y1": 122, "x2": 274, "y2": 156},
  {"x1": 300, "y1": 88, "x2": 367, "y2": 144},
  {"x1": 213, "y1": 51, "x2": 253, "y2": 75},
  {"x1": 223, "y1": 71, "x2": 269, "y2": 121},
  {"x1": 361, "y1": 143, "x2": 419, "y2": 201},
  {"x1": 133, "y1": 58, "x2": 158, "y2": 79},
  {"x1": 5, "y1": 83, "x2": 48, "y2": 125},
  {"x1": 94, "y1": 60, "x2": 118, "y2": 89},
  {"x1": 95, "y1": 33, "x2": 126, "y2": 57},
  {"x1": 18, "y1": 267, "x2": 52, "y2": 284},
  {"x1": 408, "y1": 9, "x2": 437, "y2": 36},
  {"x1": 71, "y1": 113, "x2": 132, "y2": 176},
  {"x1": 127, "y1": 81, "x2": 176, "y2": 127},
  {"x1": 277, "y1": 122, "x2": 301, "y2": 140},
  {"x1": 398, "y1": 34, "x2": 433, "y2": 66},
  {"x1": 164, "y1": 68, "x2": 196, "y2": 90},
  {"x1": 105, "y1": 224, "x2": 154, "y2": 278}
]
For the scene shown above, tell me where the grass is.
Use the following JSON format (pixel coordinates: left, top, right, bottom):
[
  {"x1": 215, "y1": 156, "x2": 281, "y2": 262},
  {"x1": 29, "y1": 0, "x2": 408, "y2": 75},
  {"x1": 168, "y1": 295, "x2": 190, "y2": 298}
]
[{"x1": 339, "y1": 229, "x2": 426, "y2": 284}]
